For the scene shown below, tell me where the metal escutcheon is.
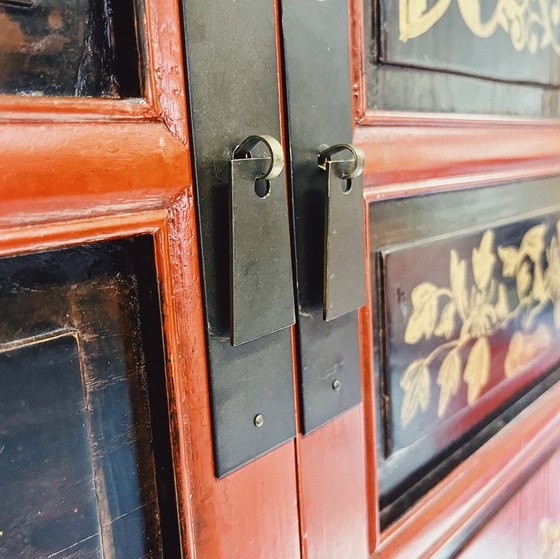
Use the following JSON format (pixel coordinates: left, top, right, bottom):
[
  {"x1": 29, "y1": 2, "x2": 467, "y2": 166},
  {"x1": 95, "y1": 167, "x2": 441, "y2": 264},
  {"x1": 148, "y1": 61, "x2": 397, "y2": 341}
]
[
  {"x1": 229, "y1": 135, "x2": 295, "y2": 346},
  {"x1": 318, "y1": 143, "x2": 367, "y2": 321}
]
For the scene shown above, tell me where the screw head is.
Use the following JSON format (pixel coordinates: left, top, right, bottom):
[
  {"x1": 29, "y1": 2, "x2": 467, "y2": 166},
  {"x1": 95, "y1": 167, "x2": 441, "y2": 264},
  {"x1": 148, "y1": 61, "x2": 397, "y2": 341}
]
[
  {"x1": 332, "y1": 379, "x2": 341, "y2": 391},
  {"x1": 254, "y1": 414, "x2": 264, "y2": 428}
]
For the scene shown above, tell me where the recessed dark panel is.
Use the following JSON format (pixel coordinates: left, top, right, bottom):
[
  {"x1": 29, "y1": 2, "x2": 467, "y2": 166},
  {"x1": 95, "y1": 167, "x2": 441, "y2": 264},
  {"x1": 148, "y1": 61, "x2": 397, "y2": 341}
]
[
  {"x1": 0, "y1": 239, "x2": 179, "y2": 558},
  {"x1": 382, "y1": 1, "x2": 560, "y2": 86},
  {"x1": 0, "y1": 335, "x2": 101, "y2": 559},
  {"x1": 370, "y1": 177, "x2": 560, "y2": 521},
  {"x1": 381, "y1": 213, "x2": 560, "y2": 454},
  {"x1": 363, "y1": 0, "x2": 560, "y2": 116},
  {"x1": 0, "y1": 0, "x2": 140, "y2": 97}
]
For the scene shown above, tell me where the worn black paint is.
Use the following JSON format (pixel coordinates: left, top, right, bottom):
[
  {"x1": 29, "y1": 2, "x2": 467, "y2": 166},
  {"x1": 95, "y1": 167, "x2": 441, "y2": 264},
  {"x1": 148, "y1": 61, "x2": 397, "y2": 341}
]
[
  {"x1": 363, "y1": 0, "x2": 560, "y2": 116},
  {"x1": 0, "y1": 0, "x2": 140, "y2": 97},
  {"x1": 0, "y1": 335, "x2": 102, "y2": 558},
  {"x1": 0, "y1": 239, "x2": 179, "y2": 558}
]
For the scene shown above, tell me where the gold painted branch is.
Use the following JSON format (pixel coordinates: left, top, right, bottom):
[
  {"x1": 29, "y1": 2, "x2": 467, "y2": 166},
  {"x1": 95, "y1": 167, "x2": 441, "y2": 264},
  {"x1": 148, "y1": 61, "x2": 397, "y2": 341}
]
[
  {"x1": 400, "y1": 221, "x2": 560, "y2": 427},
  {"x1": 400, "y1": 0, "x2": 560, "y2": 55}
]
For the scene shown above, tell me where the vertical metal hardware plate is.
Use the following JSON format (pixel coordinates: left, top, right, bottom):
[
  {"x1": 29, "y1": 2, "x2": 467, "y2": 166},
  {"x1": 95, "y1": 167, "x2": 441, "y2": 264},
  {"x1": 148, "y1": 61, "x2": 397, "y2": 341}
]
[
  {"x1": 280, "y1": 0, "x2": 363, "y2": 432},
  {"x1": 181, "y1": 0, "x2": 296, "y2": 476},
  {"x1": 230, "y1": 137, "x2": 295, "y2": 346},
  {"x1": 322, "y1": 153, "x2": 366, "y2": 322}
]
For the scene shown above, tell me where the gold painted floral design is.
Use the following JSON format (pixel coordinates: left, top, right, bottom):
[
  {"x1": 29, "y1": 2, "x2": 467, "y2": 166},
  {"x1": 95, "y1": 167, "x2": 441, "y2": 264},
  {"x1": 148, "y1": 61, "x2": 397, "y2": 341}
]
[
  {"x1": 401, "y1": 220, "x2": 560, "y2": 427},
  {"x1": 400, "y1": 0, "x2": 560, "y2": 55}
]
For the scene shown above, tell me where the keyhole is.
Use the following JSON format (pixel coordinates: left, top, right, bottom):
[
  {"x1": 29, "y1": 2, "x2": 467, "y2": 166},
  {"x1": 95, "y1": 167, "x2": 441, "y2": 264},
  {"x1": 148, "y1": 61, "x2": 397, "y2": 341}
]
[
  {"x1": 341, "y1": 178, "x2": 352, "y2": 193},
  {"x1": 254, "y1": 179, "x2": 271, "y2": 198}
]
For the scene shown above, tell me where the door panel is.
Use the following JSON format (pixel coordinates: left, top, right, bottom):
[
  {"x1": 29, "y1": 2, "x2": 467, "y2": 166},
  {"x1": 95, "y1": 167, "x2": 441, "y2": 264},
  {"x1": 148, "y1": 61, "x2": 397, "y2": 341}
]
[
  {"x1": 353, "y1": 0, "x2": 560, "y2": 556},
  {"x1": 4, "y1": 0, "x2": 560, "y2": 556},
  {"x1": 370, "y1": 179, "x2": 560, "y2": 514}
]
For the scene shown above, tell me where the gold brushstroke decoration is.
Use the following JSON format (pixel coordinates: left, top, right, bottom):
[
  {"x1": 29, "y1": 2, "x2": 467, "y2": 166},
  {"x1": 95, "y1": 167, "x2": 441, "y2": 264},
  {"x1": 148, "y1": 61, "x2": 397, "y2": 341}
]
[
  {"x1": 400, "y1": 0, "x2": 560, "y2": 54},
  {"x1": 400, "y1": 220, "x2": 560, "y2": 427},
  {"x1": 540, "y1": 519, "x2": 560, "y2": 558}
]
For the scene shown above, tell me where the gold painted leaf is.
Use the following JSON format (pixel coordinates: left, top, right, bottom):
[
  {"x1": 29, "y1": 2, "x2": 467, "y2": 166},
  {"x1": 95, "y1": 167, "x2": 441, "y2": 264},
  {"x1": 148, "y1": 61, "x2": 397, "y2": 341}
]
[
  {"x1": 495, "y1": 283, "x2": 509, "y2": 319},
  {"x1": 456, "y1": 0, "x2": 501, "y2": 38},
  {"x1": 516, "y1": 260, "x2": 532, "y2": 300},
  {"x1": 400, "y1": 0, "x2": 452, "y2": 42},
  {"x1": 400, "y1": 359, "x2": 430, "y2": 427},
  {"x1": 463, "y1": 337, "x2": 490, "y2": 405},
  {"x1": 409, "y1": 0, "x2": 427, "y2": 20},
  {"x1": 532, "y1": 264, "x2": 547, "y2": 302},
  {"x1": 497, "y1": 245, "x2": 519, "y2": 277},
  {"x1": 437, "y1": 349, "x2": 461, "y2": 417},
  {"x1": 472, "y1": 230, "x2": 496, "y2": 291},
  {"x1": 450, "y1": 250, "x2": 468, "y2": 316},
  {"x1": 434, "y1": 301, "x2": 456, "y2": 339},
  {"x1": 520, "y1": 223, "x2": 546, "y2": 262},
  {"x1": 545, "y1": 234, "x2": 560, "y2": 304},
  {"x1": 404, "y1": 282, "x2": 439, "y2": 344}
]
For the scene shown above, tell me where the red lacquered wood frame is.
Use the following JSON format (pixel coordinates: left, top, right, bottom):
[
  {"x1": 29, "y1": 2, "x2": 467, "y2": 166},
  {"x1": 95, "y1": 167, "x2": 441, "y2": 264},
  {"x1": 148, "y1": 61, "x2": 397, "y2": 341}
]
[
  {"x1": 349, "y1": 0, "x2": 560, "y2": 557},
  {"x1": 0, "y1": 2, "x2": 302, "y2": 558}
]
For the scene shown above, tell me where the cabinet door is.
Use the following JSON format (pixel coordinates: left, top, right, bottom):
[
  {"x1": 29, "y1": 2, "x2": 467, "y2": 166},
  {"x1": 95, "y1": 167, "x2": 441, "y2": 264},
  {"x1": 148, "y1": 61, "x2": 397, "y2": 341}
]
[{"x1": 354, "y1": 1, "x2": 560, "y2": 557}]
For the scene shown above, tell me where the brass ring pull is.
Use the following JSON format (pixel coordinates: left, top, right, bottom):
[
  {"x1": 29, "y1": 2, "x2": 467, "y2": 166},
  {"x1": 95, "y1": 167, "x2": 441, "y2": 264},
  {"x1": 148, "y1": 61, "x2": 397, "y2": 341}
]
[
  {"x1": 318, "y1": 143, "x2": 365, "y2": 180},
  {"x1": 233, "y1": 135, "x2": 285, "y2": 181}
]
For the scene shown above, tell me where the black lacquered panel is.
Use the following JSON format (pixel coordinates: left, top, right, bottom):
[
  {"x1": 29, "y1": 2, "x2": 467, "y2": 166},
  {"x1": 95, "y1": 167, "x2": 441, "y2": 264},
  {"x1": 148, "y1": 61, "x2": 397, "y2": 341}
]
[
  {"x1": 370, "y1": 177, "x2": 560, "y2": 525},
  {"x1": 364, "y1": 1, "x2": 560, "y2": 116},
  {"x1": 0, "y1": 0, "x2": 140, "y2": 97},
  {"x1": 0, "y1": 239, "x2": 179, "y2": 558},
  {"x1": 383, "y1": 1, "x2": 560, "y2": 86},
  {"x1": 0, "y1": 336, "x2": 102, "y2": 558}
]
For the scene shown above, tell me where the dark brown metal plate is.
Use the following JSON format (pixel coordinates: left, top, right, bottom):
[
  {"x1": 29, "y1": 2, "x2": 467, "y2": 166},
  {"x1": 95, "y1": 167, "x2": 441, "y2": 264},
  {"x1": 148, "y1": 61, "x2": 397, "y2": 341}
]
[
  {"x1": 182, "y1": 0, "x2": 296, "y2": 476},
  {"x1": 324, "y1": 159, "x2": 366, "y2": 322},
  {"x1": 230, "y1": 157, "x2": 295, "y2": 346},
  {"x1": 281, "y1": 0, "x2": 363, "y2": 433}
]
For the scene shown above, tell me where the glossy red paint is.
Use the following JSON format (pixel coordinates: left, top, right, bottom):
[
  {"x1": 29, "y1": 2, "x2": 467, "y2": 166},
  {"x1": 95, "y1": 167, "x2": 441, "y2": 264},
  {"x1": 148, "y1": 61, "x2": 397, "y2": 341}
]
[
  {"x1": 296, "y1": 406, "x2": 369, "y2": 559},
  {"x1": 0, "y1": 121, "x2": 186, "y2": 228},
  {"x1": 356, "y1": 124, "x2": 560, "y2": 198}
]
